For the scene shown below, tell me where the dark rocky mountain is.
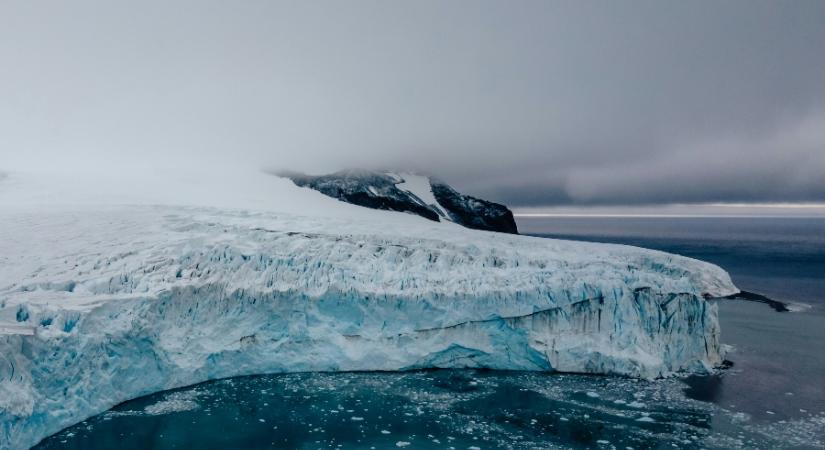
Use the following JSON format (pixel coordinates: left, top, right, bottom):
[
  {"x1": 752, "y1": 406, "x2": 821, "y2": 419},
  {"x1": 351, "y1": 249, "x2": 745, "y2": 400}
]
[
  {"x1": 284, "y1": 170, "x2": 518, "y2": 234},
  {"x1": 429, "y1": 179, "x2": 519, "y2": 234}
]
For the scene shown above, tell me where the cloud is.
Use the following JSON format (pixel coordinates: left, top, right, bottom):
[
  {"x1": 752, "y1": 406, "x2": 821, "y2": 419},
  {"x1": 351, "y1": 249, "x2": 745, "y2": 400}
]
[
  {"x1": 1, "y1": 1, "x2": 824, "y2": 206},
  {"x1": 457, "y1": 111, "x2": 825, "y2": 207},
  {"x1": 556, "y1": 111, "x2": 825, "y2": 205}
]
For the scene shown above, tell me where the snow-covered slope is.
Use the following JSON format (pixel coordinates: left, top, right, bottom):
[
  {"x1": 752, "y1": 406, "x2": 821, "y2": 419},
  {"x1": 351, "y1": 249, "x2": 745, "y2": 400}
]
[
  {"x1": 393, "y1": 172, "x2": 451, "y2": 218},
  {"x1": 0, "y1": 169, "x2": 737, "y2": 450}
]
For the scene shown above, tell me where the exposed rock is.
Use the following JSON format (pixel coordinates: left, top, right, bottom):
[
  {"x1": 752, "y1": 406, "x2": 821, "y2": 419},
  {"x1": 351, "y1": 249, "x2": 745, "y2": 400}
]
[
  {"x1": 430, "y1": 178, "x2": 518, "y2": 234},
  {"x1": 284, "y1": 170, "x2": 518, "y2": 234}
]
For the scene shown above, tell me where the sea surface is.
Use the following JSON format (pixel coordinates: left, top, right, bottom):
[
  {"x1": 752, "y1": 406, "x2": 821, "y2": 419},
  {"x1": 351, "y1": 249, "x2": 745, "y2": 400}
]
[{"x1": 37, "y1": 217, "x2": 825, "y2": 449}]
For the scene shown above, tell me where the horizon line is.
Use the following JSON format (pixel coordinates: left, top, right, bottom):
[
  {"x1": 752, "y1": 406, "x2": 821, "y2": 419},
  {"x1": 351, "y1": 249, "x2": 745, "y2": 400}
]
[{"x1": 513, "y1": 213, "x2": 825, "y2": 218}]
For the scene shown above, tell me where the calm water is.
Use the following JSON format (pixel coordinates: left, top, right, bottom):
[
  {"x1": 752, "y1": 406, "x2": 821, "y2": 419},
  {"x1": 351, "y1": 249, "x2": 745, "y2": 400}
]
[{"x1": 37, "y1": 217, "x2": 825, "y2": 449}]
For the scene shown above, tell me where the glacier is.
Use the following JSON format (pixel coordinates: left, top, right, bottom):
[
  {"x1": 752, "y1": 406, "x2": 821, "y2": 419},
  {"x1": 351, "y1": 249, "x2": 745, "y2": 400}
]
[{"x1": 0, "y1": 169, "x2": 737, "y2": 450}]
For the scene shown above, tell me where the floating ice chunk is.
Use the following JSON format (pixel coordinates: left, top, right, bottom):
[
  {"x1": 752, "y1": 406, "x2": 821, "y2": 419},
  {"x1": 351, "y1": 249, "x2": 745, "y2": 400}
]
[{"x1": 143, "y1": 392, "x2": 200, "y2": 415}]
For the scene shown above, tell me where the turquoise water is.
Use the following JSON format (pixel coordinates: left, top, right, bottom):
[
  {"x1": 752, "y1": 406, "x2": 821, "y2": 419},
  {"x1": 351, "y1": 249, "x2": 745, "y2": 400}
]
[{"x1": 36, "y1": 217, "x2": 825, "y2": 449}]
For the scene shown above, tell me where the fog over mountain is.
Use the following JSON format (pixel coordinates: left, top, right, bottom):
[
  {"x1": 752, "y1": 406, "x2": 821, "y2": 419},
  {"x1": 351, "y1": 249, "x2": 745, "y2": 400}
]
[{"x1": 2, "y1": 0, "x2": 824, "y2": 208}]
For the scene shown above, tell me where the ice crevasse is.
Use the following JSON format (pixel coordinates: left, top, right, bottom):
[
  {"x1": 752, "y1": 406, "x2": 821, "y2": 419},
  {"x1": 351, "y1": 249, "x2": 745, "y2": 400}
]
[{"x1": 0, "y1": 170, "x2": 737, "y2": 449}]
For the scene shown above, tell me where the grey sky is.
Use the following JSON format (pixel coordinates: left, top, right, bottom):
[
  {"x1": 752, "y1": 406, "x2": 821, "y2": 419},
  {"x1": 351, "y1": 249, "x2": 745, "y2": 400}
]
[{"x1": 2, "y1": 0, "x2": 824, "y2": 207}]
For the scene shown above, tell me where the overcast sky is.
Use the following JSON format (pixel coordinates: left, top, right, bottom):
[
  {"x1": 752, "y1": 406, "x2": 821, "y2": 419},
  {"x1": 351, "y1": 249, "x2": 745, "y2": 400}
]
[{"x1": 2, "y1": 0, "x2": 824, "y2": 208}]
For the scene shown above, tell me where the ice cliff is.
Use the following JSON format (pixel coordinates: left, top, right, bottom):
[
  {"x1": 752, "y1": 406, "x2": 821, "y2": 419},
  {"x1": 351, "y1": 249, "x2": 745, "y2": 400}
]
[{"x1": 0, "y1": 170, "x2": 737, "y2": 449}]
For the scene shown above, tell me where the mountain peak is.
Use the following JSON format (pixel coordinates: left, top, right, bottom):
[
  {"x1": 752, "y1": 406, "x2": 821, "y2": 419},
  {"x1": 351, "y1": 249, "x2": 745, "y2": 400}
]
[{"x1": 284, "y1": 170, "x2": 518, "y2": 234}]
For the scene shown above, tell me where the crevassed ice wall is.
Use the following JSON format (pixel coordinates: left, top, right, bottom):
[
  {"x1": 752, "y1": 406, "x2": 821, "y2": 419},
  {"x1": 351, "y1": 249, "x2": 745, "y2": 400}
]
[
  {"x1": 0, "y1": 207, "x2": 735, "y2": 449},
  {"x1": 1, "y1": 284, "x2": 721, "y2": 449}
]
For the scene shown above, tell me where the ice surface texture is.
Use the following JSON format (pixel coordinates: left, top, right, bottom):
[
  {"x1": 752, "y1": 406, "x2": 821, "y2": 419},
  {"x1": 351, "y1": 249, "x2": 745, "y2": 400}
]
[{"x1": 0, "y1": 170, "x2": 735, "y2": 449}]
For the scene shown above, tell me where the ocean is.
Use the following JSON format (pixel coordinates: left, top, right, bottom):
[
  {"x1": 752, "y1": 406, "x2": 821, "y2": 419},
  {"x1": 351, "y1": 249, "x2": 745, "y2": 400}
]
[{"x1": 36, "y1": 217, "x2": 825, "y2": 449}]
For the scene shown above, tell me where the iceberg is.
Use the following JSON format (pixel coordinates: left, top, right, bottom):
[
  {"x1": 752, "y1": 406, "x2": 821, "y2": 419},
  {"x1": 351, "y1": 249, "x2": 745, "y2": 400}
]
[{"x1": 0, "y1": 169, "x2": 736, "y2": 449}]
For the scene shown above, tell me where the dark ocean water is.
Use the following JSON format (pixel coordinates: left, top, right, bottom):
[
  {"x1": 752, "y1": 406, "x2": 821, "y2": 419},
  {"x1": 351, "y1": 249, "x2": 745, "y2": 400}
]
[
  {"x1": 518, "y1": 217, "x2": 825, "y2": 429},
  {"x1": 37, "y1": 217, "x2": 825, "y2": 449}
]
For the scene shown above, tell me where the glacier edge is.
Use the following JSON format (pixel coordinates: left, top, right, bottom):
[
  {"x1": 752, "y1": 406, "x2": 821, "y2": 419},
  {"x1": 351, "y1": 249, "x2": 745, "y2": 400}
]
[{"x1": 0, "y1": 206, "x2": 735, "y2": 450}]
